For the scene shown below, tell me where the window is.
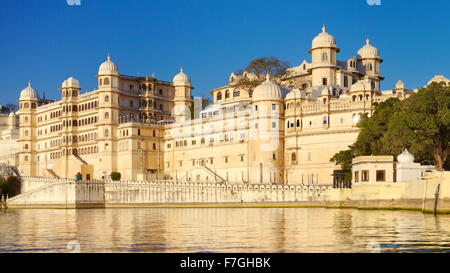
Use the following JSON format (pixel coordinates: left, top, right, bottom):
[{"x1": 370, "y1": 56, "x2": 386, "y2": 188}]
[
  {"x1": 376, "y1": 170, "x2": 386, "y2": 182},
  {"x1": 104, "y1": 112, "x2": 110, "y2": 119},
  {"x1": 224, "y1": 157, "x2": 228, "y2": 163},
  {"x1": 105, "y1": 95, "x2": 109, "y2": 102},
  {"x1": 104, "y1": 129, "x2": 109, "y2": 137},
  {"x1": 225, "y1": 90, "x2": 230, "y2": 99},
  {"x1": 272, "y1": 153, "x2": 276, "y2": 160},
  {"x1": 291, "y1": 152, "x2": 297, "y2": 163},
  {"x1": 361, "y1": 170, "x2": 369, "y2": 182},
  {"x1": 354, "y1": 171, "x2": 359, "y2": 182},
  {"x1": 272, "y1": 122, "x2": 277, "y2": 129},
  {"x1": 104, "y1": 78, "x2": 110, "y2": 85},
  {"x1": 322, "y1": 78, "x2": 327, "y2": 86},
  {"x1": 233, "y1": 89, "x2": 240, "y2": 97},
  {"x1": 130, "y1": 100, "x2": 134, "y2": 107},
  {"x1": 138, "y1": 129, "x2": 141, "y2": 136},
  {"x1": 240, "y1": 155, "x2": 244, "y2": 162},
  {"x1": 297, "y1": 119, "x2": 300, "y2": 127},
  {"x1": 272, "y1": 104, "x2": 276, "y2": 111},
  {"x1": 217, "y1": 91, "x2": 222, "y2": 100},
  {"x1": 344, "y1": 76, "x2": 348, "y2": 88},
  {"x1": 322, "y1": 52, "x2": 328, "y2": 62},
  {"x1": 323, "y1": 116, "x2": 327, "y2": 125}
]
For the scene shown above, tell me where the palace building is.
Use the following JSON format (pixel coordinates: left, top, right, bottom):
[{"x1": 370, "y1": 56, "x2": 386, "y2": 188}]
[{"x1": 16, "y1": 25, "x2": 445, "y2": 184}]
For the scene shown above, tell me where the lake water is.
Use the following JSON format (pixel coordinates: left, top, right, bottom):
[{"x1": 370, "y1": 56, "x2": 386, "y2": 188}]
[{"x1": 1, "y1": 208, "x2": 450, "y2": 253}]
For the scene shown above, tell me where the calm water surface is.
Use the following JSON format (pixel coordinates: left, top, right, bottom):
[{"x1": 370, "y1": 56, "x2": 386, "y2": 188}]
[{"x1": 1, "y1": 208, "x2": 450, "y2": 253}]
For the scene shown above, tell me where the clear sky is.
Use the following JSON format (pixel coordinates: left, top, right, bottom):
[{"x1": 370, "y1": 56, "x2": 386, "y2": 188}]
[{"x1": 0, "y1": 0, "x2": 449, "y2": 105}]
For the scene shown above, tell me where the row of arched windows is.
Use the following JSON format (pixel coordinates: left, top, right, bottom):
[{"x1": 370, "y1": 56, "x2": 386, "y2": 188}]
[
  {"x1": 20, "y1": 102, "x2": 37, "y2": 109},
  {"x1": 217, "y1": 89, "x2": 240, "y2": 101}
]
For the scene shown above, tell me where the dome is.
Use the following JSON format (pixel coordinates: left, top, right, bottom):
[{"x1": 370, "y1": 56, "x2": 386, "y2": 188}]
[
  {"x1": 62, "y1": 77, "x2": 80, "y2": 88},
  {"x1": 98, "y1": 54, "x2": 119, "y2": 76},
  {"x1": 252, "y1": 74, "x2": 282, "y2": 101},
  {"x1": 9, "y1": 111, "x2": 16, "y2": 117},
  {"x1": 311, "y1": 25, "x2": 337, "y2": 50},
  {"x1": 173, "y1": 68, "x2": 191, "y2": 87},
  {"x1": 285, "y1": 89, "x2": 306, "y2": 100},
  {"x1": 397, "y1": 148, "x2": 415, "y2": 163},
  {"x1": 395, "y1": 80, "x2": 405, "y2": 89},
  {"x1": 19, "y1": 81, "x2": 40, "y2": 101},
  {"x1": 357, "y1": 39, "x2": 380, "y2": 59}
]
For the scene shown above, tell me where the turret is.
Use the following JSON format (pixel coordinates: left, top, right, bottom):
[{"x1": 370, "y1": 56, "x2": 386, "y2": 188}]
[
  {"x1": 357, "y1": 39, "x2": 384, "y2": 90},
  {"x1": 249, "y1": 75, "x2": 285, "y2": 184},
  {"x1": 172, "y1": 68, "x2": 193, "y2": 122},
  {"x1": 309, "y1": 25, "x2": 340, "y2": 88}
]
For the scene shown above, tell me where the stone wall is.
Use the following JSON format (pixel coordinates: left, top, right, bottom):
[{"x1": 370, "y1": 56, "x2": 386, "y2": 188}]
[{"x1": 7, "y1": 171, "x2": 450, "y2": 212}]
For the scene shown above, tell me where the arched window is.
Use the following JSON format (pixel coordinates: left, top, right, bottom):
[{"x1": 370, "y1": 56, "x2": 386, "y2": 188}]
[
  {"x1": 344, "y1": 76, "x2": 349, "y2": 88},
  {"x1": 352, "y1": 95, "x2": 356, "y2": 102},
  {"x1": 104, "y1": 95, "x2": 109, "y2": 102},
  {"x1": 24, "y1": 130, "x2": 29, "y2": 137},
  {"x1": 104, "y1": 129, "x2": 109, "y2": 137},
  {"x1": 103, "y1": 77, "x2": 110, "y2": 85},
  {"x1": 225, "y1": 90, "x2": 230, "y2": 99},
  {"x1": 217, "y1": 91, "x2": 222, "y2": 101},
  {"x1": 233, "y1": 89, "x2": 240, "y2": 97},
  {"x1": 98, "y1": 78, "x2": 102, "y2": 86},
  {"x1": 24, "y1": 102, "x2": 29, "y2": 108},
  {"x1": 297, "y1": 119, "x2": 300, "y2": 127}
]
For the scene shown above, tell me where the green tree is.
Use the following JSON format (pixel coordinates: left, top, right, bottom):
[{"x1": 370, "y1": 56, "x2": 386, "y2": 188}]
[
  {"x1": 382, "y1": 82, "x2": 450, "y2": 170},
  {"x1": 353, "y1": 98, "x2": 401, "y2": 155},
  {"x1": 110, "y1": 171, "x2": 121, "y2": 181},
  {"x1": 233, "y1": 57, "x2": 292, "y2": 90},
  {"x1": 331, "y1": 82, "x2": 450, "y2": 172}
]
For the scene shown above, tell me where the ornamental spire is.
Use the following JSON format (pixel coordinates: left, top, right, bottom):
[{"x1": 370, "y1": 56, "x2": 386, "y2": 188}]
[{"x1": 322, "y1": 24, "x2": 326, "y2": 33}]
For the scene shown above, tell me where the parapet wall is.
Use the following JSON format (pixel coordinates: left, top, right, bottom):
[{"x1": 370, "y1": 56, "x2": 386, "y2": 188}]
[
  {"x1": 7, "y1": 177, "x2": 331, "y2": 208},
  {"x1": 7, "y1": 172, "x2": 450, "y2": 212}
]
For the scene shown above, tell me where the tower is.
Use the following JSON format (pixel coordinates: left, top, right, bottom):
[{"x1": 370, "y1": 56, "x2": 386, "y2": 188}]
[
  {"x1": 17, "y1": 82, "x2": 39, "y2": 176},
  {"x1": 309, "y1": 25, "x2": 340, "y2": 88},
  {"x1": 357, "y1": 38, "x2": 384, "y2": 90},
  {"x1": 96, "y1": 54, "x2": 121, "y2": 178},
  {"x1": 172, "y1": 68, "x2": 193, "y2": 122},
  {"x1": 249, "y1": 75, "x2": 285, "y2": 184}
]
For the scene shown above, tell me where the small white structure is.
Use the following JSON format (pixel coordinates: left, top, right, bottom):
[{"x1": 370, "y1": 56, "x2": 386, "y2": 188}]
[
  {"x1": 396, "y1": 149, "x2": 434, "y2": 182},
  {"x1": 352, "y1": 149, "x2": 435, "y2": 185}
]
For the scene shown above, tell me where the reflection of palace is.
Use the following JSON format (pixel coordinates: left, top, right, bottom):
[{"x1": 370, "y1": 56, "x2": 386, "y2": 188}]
[{"x1": 16, "y1": 25, "x2": 449, "y2": 184}]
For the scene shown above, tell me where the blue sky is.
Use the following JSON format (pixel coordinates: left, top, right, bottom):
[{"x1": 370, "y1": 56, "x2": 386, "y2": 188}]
[{"x1": 0, "y1": 0, "x2": 449, "y2": 105}]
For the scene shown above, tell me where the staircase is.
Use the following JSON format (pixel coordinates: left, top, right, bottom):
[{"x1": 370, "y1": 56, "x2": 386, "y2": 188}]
[
  {"x1": 74, "y1": 154, "x2": 88, "y2": 165},
  {"x1": 46, "y1": 169, "x2": 59, "y2": 179},
  {"x1": 201, "y1": 164, "x2": 227, "y2": 183}
]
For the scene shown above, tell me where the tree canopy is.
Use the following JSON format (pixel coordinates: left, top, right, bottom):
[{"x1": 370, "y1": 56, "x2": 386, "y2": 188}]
[
  {"x1": 331, "y1": 81, "x2": 450, "y2": 173},
  {"x1": 232, "y1": 57, "x2": 292, "y2": 90}
]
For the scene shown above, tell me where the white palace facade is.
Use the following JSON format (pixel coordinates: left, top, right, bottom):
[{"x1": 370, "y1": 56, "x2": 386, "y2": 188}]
[{"x1": 17, "y1": 25, "x2": 444, "y2": 185}]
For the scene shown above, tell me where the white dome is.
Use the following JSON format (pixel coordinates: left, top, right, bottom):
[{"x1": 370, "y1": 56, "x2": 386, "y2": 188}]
[
  {"x1": 9, "y1": 111, "x2": 16, "y2": 117},
  {"x1": 252, "y1": 75, "x2": 282, "y2": 101},
  {"x1": 395, "y1": 80, "x2": 405, "y2": 89},
  {"x1": 311, "y1": 25, "x2": 337, "y2": 50},
  {"x1": 19, "y1": 82, "x2": 40, "y2": 101},
  {"x1": 98, "y1": 54, "x2": 119, "y2": 75},
  {"x1": 357, "y1": 39, "x2": 380, "y2": 59},
  {"x1": 397, "y1": 148, "x2": 415, "y2": 163},
  {"x1": 173, "y1": 68, "x2": 191, "y2": 87},
  {"x1": 62, "y1": 77, "x2": 80, "y2": 88}
]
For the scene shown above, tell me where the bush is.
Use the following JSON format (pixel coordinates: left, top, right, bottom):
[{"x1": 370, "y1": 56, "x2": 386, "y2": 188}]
[
  {"x1": 110, "y1": 171, "x2": 121, "y2": 181},
  {"x1": 0, "y1": 176, "x2": 21, "y2": 198}
]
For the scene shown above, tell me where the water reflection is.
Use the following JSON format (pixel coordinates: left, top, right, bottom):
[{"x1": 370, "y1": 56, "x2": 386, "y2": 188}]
[{"x1": 1, "y1": 208, "x2": 450, "y2": 253}]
